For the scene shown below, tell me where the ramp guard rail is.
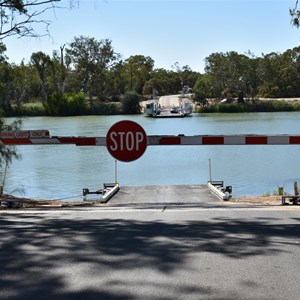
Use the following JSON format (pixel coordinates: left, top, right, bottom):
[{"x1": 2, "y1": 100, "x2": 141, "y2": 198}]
[
  {"x1": 207, "y1": 181, "x2": 232, "y2": 201},
  {"x1": 281, "y1": 195, "x2": 300, "y2": 205}
]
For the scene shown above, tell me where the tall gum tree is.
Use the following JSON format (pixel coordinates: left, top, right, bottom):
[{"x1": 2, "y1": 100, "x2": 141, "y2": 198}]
[
  {"x1": 0, "y1": 1, "x2": 76, "y2": 174},
  {"x1": 0, "y1": 0, "x2": 77, "y2": 39},
  {"x1": 67, "y1": 36, "x2": 120, "y2": 107}
]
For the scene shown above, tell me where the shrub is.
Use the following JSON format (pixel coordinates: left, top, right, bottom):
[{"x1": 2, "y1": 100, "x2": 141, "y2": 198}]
[
  {"x1": 122, "y1": 91, "x2": 142, "y2": 114},
  {"x1": 65, "y1": 92, "x2": 87, "y2": 115},
  {"x1": 197, "y1": 100, "x2": 300, "y2": 113},
  {"x1": 43, "y1": 93, "x2": 68, "y2": 116},
  {"x1": 43, "y1": 92, "x2": 87, "y2": 116},
  {"x1": 93, "y1": 102, "x2": 122, "y2": 115},
  {"x1": 14, "y1": 103, "x2": 46, "y2": 116}
]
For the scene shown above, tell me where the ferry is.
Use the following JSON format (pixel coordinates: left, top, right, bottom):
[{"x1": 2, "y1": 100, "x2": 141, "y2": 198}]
[{"x1": 145, "y1": 95, "x2": 193, "y2": 118}]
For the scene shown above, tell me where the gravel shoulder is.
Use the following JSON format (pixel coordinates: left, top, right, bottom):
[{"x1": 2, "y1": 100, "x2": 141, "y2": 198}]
[{"x1": 0, "y1": 194, "x2": 288, "y2": 209}]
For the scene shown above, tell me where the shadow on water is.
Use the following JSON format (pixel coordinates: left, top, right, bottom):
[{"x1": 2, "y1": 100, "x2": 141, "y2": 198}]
[{"x1": 0, "y1": 213, "x2": 299, "y2": 299}]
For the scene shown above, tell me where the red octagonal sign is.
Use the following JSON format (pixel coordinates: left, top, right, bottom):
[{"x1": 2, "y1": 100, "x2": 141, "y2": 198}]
[{"x1": 106, "y1": 120, "x2": 148, "y2": 162}]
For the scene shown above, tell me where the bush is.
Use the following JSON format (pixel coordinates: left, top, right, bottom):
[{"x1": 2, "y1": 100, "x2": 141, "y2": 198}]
[
  {"x1": 13, "y1": 103, "x2": 46, "y2": 116},
  {"x1": 197, "y1": 101, "x2": 300, "y2": 113},
  {"x1": 122, "y1": 91, "x2": 142, "y2": 114},
  {"x1": 93, "y1": 102, "x2": 122, "y2": 115},
  {"x1": 43, "y1": 92, "x2": 87, "y2": 116},
  {"x1": 43, "y1": 93, "x2": 68, "y2": 116},
  {"x1": 65, "y1": 93, "x2": 87, "y2": 115},
  {"x1": 0, "y1": 119, "x2": 22, "y2": 168}
]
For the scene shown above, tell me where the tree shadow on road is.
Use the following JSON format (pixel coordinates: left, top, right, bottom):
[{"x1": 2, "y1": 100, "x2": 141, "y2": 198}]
[{"x1": 0, "y1": 212, "x2": 299, "y2": 299}]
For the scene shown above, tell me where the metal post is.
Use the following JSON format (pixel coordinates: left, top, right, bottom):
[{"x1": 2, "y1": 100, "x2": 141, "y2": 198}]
[
  {"x1": 115, "y1": 160, "x2": 118, "y2": 184},
  {"x1": 209, "y1": 158, "x2": 212, "y2": 183},
  {"x1": 294, "y1": 181, "x2": 299, "y2": 195}
]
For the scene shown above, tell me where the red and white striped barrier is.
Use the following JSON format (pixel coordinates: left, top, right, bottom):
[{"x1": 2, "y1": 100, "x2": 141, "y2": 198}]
[
  {"x1": 148, "y1": 135, "x2": 300, "y2": 145},
  {"x1": 1, "y1": 131, "x2": 300, "y2": 146}
]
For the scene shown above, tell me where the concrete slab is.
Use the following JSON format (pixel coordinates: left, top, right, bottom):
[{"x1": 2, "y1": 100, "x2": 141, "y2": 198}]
[{"x1": 107, "y1": 184, "x2": 224, "y2": 208}]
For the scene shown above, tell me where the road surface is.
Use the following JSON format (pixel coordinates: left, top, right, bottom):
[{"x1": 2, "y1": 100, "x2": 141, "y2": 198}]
[{"x1": 1, "y1": 202, "x2": 299, "y2": 300}]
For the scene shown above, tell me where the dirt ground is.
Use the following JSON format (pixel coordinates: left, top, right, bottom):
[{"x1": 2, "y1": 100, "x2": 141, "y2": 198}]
[
  {"x1": 0, "y1": 194, "x2": 99, "y2": 209},
  {"x1": 0, "y1": 194, "x2": 289, "y2": 209},
  {"x1": 229, "y1": 196, "x2": 282, "y2": 206}
]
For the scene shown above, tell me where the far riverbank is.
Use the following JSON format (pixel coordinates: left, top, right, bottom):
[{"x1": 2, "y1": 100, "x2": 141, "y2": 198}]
[{"x1": 5, "y1": 97, "x2": 300, "y2": 117}]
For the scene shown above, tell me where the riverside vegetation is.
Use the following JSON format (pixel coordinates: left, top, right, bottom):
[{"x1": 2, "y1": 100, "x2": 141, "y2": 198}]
[
  {"x1": 18, "y1": 97, "x2": 300, "y2": 116},
  {"x1": 197, "y1": 100, "x2": 300, "y2": 113},
  {"x1": 2, "y1": 36, "x2": 300, "y2": 116}
]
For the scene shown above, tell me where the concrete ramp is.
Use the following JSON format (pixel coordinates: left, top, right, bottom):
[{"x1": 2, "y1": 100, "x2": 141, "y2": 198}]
[{"x1": 107, "y1": 184, "x2": 223, "y2": 208}]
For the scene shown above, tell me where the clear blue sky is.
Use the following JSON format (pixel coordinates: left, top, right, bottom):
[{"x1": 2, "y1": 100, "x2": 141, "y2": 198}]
[{"x1": 4, "y1": 0, "x2": 300, "y2": 72}]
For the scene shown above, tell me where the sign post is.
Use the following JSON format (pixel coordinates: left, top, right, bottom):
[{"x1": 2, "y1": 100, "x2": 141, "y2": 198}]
[{"x1": 106, "y1": 120, "x2": 148, "y2": 162}]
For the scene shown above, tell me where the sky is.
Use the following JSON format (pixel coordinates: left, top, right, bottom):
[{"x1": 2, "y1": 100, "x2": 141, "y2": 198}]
[{"x1": 3, "y1": 0, "x2": 300, "y2": 73}]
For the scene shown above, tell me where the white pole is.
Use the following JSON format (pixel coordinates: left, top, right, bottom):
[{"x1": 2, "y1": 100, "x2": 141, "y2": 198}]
[
  {"x1": 115, "y1": 160, "x2": 118, "y2": 184},
  {"x1": 209, "y1": 158, "x2": 212, "y2": 183}
]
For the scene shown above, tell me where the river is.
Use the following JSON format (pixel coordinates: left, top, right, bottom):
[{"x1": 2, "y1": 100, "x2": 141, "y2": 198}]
[{"x1": 2, "y1": 112, "x2": 300, "y2": 200}]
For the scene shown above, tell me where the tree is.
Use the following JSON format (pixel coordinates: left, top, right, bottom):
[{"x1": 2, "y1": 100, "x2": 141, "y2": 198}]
[
  {"x1": 0, "y1": 44, "x2": 21, "y2": 172},
  {"x1": 0, "y1": 0, "x2": 77, "y2": 39},
  {"x1": 31, "y1": 51, "x2": 51, "y2": 101},
  {"x1": 143, "y1": 67, "x2": 189, "y2": 96},
  {"x1": 0, "y1": 119, "x2": 22, "y2": 169},
  {"x1": 181, "y1": 65, "x2": 200, "y2": 93},
  {"x1": 192, "y1": 74, "x2": 213, "y2": 106},
  {"x1": 258, "y1": 47, "x2": 300, "y2": 97},
  {"x1": 0, "y1": 1, "x2": 79, "y2": 187},
  {"x1": 48, "y1": 47, "x2": 71, "y2": 95},
  {"x1": 67, "y1": 36, "x2": 120, "y2": 107},
  {"x1": 0, "y1": 42, "x2": 14, "y2": 114},
  {"x1": 107, "y1": 60, "x2": 127, "y2": 100},
  {"x1": 10, "y1": 61, "x2": 32, "y2": 111},
  {"x1": 122, "y1": 91, "x2": 141, "y2": 114},
  {"x1": 123, "y1": 55, "x2": 154, "y2": 94},
  {"x1": 205, "y1": 51, "x2": 258, "y2": 102}
]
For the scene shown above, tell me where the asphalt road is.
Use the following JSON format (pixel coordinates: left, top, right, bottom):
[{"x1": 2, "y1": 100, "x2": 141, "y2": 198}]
[{"x1": 1, "y1": 205, "x2": 300, "y2": 300}]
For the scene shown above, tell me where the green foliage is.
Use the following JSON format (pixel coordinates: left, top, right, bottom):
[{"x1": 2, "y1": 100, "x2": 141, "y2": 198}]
[
  {"x1": 66, "y1": 36, "x2": 120, "y2": 105},
  {"x1": 192, "y1": 74, "x2": 212, "y2": 106},
  {"x1": 122, "y1": 91, "x2": 142, "y2": 114},
  {"x1": 142, "y1": 67, "x2": 198, "y2": 96},
  {"x1": 43, "y1": 92, "x2": 87, "y2": 116},
  {"x1": 93, "y1": 102, "x2": 122, "y2": 115},
  {"x1": 197, "y1": 101, "x2": 300, "y2": 113},
  {"x1": 0, "y1": 119, "x2": 22, "y2": 168},
  {"x1": 65, "y1": 93, "x2": 87, "y2": 115},
  {"x1": 123, "y1": 55, "x2": 154, "y2": 94},
  {"x1": 43, "y1": 93, "x2": 67, "y2": 116},
  {"x1": 4, "y1": 34, "x2": 300, "y2": 117},
  {"x1": 0, "y1": 62, "x2": 13, "y2": 115},
  {"x1": 204, "y1": 51, "x2": 258, "y2": 102},
  {"x1": 13, "y1": 102, "x2": 46, "y2": 116},
  {"x1": 31, "y1": 51, "x2": 51, "y2": 101}
]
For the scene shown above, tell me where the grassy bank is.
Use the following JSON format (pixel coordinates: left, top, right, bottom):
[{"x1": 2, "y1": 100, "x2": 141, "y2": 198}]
[
  {"x1": 197, "y1": 100, "x2": 300, "y2": 113},
  {"x1": 6, "y1": 99, "x2": 300, "y2": 117},
  {"x1": 9, "y1": 102, "x2": 123, "y2": 117}
]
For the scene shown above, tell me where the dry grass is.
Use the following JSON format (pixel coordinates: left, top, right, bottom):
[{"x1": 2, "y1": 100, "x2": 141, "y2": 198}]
[{"x1": 229, "y1": 196, "x2": 282, "y2": 206}]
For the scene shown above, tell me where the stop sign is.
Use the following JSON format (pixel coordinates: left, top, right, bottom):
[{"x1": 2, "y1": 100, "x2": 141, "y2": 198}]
[{"x1": 106, "y1": 120, "x2": 148, "y2": 162}]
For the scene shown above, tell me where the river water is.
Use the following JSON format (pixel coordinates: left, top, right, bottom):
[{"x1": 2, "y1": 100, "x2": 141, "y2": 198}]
[{"x1": 2, "y1": 112, "x2": 300, "y2": 200}]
